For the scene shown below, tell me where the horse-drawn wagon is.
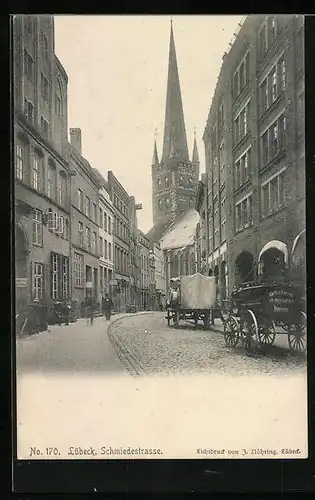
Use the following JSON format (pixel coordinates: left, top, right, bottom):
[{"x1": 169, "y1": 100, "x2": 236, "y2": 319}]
[
  {"x1": 223, "y1": 281, "x2": 306, "y2": 355},
  {"x1": 165, "y1": 273, "x2": 217, "y2": 328}
]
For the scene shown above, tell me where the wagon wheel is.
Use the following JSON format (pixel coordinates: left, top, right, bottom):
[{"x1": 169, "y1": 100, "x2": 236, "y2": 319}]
[
  {"x1": 288, "y1": 311, "x2": 307, "y2": 353},
  {"x1": 203, "y1": 312, "x2": 210, "y2": 329},
  {"x1": 223, "y1": 314, "x2": 240, "y2": 348},
  {"x1": 258, "y1": 319, "x2": 276, "y2": 347},
  {"x1": 173, "y1": 310, "x2": 180, "y2": 329},
  {"x1": 240, "y1": 309, "x2": 259, "y2": 356}
]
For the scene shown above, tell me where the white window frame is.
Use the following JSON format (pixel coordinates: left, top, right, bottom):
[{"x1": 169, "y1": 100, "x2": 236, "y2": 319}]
[
  {"x1": 32, "y1": 209, "x2": 43, "y2": 246},
  {"x1": 32, "y1": 154, "x2": 41, "y2": 191},
  {"x1": 74, "y1": 252, "x2": 84, "y2": 287},
  {"x1": 32, "y1": 262, "x2": 43, "y2": 302},
  {"x1": 261, "y1": 167, "x2": 286, "y2": 217},
  {"x1": 16, "y1": 144, "x2": 24, "y2": 181}
]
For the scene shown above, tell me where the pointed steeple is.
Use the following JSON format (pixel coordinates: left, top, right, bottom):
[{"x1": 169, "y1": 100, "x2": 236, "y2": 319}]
[
  {"x1": 152, "y1": 137, "x2": 159, "y2": 165},
  {"x1": 162, "y1": 20, "x2": 189, "y2": 162},
  {"x1": 192, "y1": 127, "x2": 199, "y2": 163}
]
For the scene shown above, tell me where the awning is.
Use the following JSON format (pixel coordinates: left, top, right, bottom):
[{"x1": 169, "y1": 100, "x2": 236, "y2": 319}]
[
  {"x1": 258, "y1": 240, "x2": 289, "y2": 265},
  {"x1": 292, "y1": 229, "x2": 306, "y2": 256}
]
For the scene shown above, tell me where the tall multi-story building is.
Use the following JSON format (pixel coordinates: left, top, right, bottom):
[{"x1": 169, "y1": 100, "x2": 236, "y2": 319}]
[
  {"x1": 93, "y1": 169, "x2": 115, "y2": 303},
  {"x1": 107, "y1": 171, "x2": 131, "y2": 311},
  {"x1": 150, "y1": 241, "x2": 166, "y2": 309},
  {"x1": 147, "y1": 21, "x2": 200, "y2": 244},
  {"x1": 14, "y1": 14, "x2": 71, "y2": 321},
  {"x1": 200, "y1": 14, "x2": 305, "y2": 298},
  {"x1": 98, "y1": 186, "x2": 114, "y2": 300},
  {"x1": 68, "y1": 128, "x2": 101, "y2": 313},
  {"x1": 129, "y1": 196, "x2": 142, "y2": 309},
  {"x1": 139, "y1": 231, "x2": 150, "y2": 309}
]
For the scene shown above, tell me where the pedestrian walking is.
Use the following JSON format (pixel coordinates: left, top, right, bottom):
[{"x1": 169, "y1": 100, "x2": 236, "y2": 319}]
[
  {"x1": 64, "y1": 299, "x2": 71, "y2": 326},
  {"x1": 103, "y1": 293, "x2": 113, "y2": 321}
]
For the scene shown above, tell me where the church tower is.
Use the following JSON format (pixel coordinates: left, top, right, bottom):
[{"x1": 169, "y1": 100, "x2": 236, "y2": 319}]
[{"x1": 150, "y1": 21, "x2": 200, "y2": 240}]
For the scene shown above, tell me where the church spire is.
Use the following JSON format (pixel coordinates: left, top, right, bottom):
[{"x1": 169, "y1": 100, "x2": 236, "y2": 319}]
[
  {"x1": 192, "y1": 127, "x2": 199, "y2": 163},
  {"x1": 162, "y1": 20, "x2": 189, "y2": 162},
  {"x1": 152, "y1": 137, "x2": 159, "y2": 165}
]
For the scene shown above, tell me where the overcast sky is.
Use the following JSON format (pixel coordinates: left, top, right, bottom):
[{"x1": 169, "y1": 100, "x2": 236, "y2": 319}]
[{"x1": 54, "y1": 15, "x2": 242, "y2": 233}]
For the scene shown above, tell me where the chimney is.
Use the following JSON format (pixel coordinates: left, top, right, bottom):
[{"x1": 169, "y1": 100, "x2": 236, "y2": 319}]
[{"x1": 70, "y1": 128, "x2": 82, "y2": 155}]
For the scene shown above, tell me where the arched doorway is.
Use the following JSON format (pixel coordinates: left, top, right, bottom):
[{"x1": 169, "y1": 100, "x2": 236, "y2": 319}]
[
  {"x1": 235, "y1": 251, "x2": 254, "y2": 284},
  {"x1": 258, "y1": 240, "x2": 288, "y2": 283},
  {"x1": 15, "y1": 223, "x2": 29, "y2": 312},
  {"x1": 208, "y1": 269, "x2": 213, "y2": 277}
]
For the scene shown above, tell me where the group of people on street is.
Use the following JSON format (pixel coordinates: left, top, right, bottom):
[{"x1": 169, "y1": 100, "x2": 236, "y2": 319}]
[{"x1": 53, "y1": 294, "x2": 114, "y2": 327}]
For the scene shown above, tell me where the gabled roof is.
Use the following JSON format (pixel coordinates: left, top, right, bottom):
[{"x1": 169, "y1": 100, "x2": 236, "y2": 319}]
[
  {"x1": 146, "y1": 219, "x2": 172, "y2": 243},
  {"x1": 160, "y1": 208, "x2": 199, "y2": 250}
]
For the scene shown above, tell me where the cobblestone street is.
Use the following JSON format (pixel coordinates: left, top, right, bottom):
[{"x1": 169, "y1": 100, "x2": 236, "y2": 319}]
[
  {"x1": 109, "y1": 312, "x2": 307, "y2": 377},
  {"x1": 16, "y1": 312, "x2": 308, "y2": 460}
]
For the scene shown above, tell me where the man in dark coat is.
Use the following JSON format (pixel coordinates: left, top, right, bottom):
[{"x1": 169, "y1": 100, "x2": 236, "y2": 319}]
[{"x1": 103, "y1": 293, "x2": 113, "y2": 320}]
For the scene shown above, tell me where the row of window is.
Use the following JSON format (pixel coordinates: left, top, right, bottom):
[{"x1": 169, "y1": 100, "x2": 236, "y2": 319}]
[
  {"x1": 258, "y1": 16, "x2": 278, "y2": 62},
  {"x1": 261, "y1": 112, "x2": 286, "y2": 165},
  {"x1": 113, "y1": 194, "x2": 129, "y2": 218},
  {"x1": 234, "y1": 168, "x2": 285, "y2": 233},
  {"x1": 233, "y1": 51, "x2": 250, "y2": 99},
  {"x1": 99, "y1": 266, "x2": 113, "y2": 292},
  {"x1": 235, "y1": 148, "x2": 251, "y2": 190},
  {"x1": 99, "y1": 207, "x2": 112, "y2": 234},
  {"x1": 23, "y1": 97, "x2": 49, "y2": 140},
  {"x1": 32, "y1": 208, "x2": 69, "y2": 247},
  {"x1": 16, "y1": 143, "x2": 68, "y2": 206},
  {"x1": 99, "y1": 236, "x2": 112, "y2": 261},
  {"x1": 31, "y1": 252, "x2": 69, "y2": 302},
  {"x1": 77, "y1": 222, "x2": 99, "y2": 255},
  {"x1": 171, "y1": 254, "x2": 196, "y2": 277},
  {"x1": 114, "y1": 215, "x2": 129, "y2": 241},
  {"x1": 234, "y1": 100, "x2": 250, "y2": 145},
  {"x1": 114, "y1": 245, "x2": 129, "y2": 275},
  {"x1": 259, "y1": 54, "x2": 286, "y2": 114}
]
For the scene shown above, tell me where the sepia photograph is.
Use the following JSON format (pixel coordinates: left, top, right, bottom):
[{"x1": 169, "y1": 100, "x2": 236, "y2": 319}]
[{"x1": 14, "y1": 14, "x2": 307, "y2": 461}]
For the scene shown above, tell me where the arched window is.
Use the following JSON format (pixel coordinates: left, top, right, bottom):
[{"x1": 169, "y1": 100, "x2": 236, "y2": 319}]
[
  {"x1": 165, "y1": 176, "x2": 170, "y2": 187},
  {"x1": 58, "y1": 171, "x2": 67, "y2": 207},
  {"x1": 180, "y1": 254, "x2": 184, "y2": 275},
  {"x1": 158, "y1": 199, "x2": 162, "y2": 209},
  {"x1": 157, "y1": 179, "x2": 162, "y2": 189},
  {"x1": 188, "y1": 176, "x2": 194, "y2": 187},
  {"x1": 15, "y1": 143, "x2": 25, "y2": 181},
  {"x1": 179, "y1": 175, "x2": 184, "y2": 186},
  {"x1": 190, "y1": 253, "x2": 195, "y2": 274},
  {"x1": 31, "y1": 149, "x2": 44, "y2": 192},
  {"x1": 166, "y1": 198, "x2": 170, "y2": 208},
  {"x1": 47, "y1": 160, "x2": 57, "y2": 200}
]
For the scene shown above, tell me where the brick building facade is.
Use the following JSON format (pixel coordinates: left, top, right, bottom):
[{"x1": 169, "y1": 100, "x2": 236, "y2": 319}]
[
  {"x1": 68, "y1": 129, "x2": 101, "y2": 314},
  {"x1": 107, "y1": 171, "x2": 131, "y2": 311},
  {"x1": 14, "y1": 14, "x2": 71, "y2": 321},
  {"x1": 199, "y1": 14, "x2": 305, "y2": 299}
]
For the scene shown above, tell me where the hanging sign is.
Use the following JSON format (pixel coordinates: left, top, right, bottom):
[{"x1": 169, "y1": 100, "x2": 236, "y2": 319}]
[{"x1": 16, "y1": 278, "x2": 27, "y2": 288}]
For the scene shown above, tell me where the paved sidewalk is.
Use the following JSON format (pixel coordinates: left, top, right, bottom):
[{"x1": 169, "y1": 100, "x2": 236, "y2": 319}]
[{"x1": 16, "y1": 311, "x2": 157, "y2": 375}]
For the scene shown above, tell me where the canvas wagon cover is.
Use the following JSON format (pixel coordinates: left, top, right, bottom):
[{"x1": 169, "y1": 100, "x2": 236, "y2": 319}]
[{"x1": 180, "y1": 273, "x2": 216, "y2": 310}]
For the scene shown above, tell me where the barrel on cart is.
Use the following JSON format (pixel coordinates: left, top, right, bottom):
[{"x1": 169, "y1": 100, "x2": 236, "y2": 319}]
[{"x1": 165, "y1": 273, "x2": 217, "y2": 329}]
